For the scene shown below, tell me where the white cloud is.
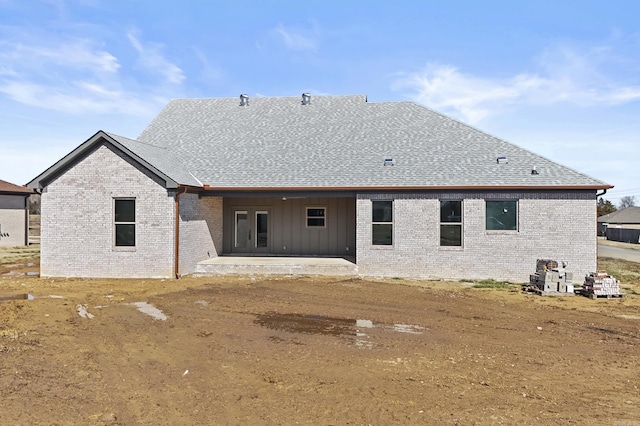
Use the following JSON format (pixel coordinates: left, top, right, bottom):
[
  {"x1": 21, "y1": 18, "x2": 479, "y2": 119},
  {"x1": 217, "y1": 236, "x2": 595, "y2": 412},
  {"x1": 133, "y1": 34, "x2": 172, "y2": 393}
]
[
  {"x1": 273, "y1": 24, "x2": 317, "y2": 51},
  {"x1": 393, "y1": 46, "x2": 640, "y2": 124},
  {"x1": 0, "y1": 38, "x2": 120, "y2": 74},
  {"x1": 0, "y1": 28, "x2": 184, "y2": 117},
  {"x1": 127, "y1": 30, "x2": 185, "y2": 85},
  {"x1": 0, "y1": 81, "x2": 159, "y2": 116}
]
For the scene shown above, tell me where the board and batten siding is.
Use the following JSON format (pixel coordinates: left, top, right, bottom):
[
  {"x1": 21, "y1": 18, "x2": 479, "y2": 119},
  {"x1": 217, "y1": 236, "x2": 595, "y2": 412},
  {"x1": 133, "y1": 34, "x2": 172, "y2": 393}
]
[
  {"x1": 356, "y1": 192, "x2": 598, "y2": 282},
  {"x1": 40, "y1": 144, "x2": 176, "y2": 278},
  {"x1": 223, "y1": 197, "x2": 356, "y2": 256}
]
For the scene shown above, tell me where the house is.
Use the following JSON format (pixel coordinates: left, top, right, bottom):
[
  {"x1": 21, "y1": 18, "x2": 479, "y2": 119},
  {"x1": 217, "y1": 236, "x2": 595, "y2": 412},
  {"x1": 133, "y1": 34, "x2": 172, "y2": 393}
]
[
  {"x1": 598, "y1": 207, "x2": 640, "y2": 243},
  {"x1": 0, "y1": 179, "x2": 33, "y2": 247},
  {"x1": 28, "y1": 94, "x2": 611, "y2": 281}
]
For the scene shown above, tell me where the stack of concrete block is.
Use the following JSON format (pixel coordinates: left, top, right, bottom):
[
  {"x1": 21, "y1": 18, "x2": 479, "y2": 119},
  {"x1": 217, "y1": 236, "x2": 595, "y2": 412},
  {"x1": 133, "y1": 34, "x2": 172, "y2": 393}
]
[
  {"x1": 582, "y1": 272, "x2": 623, "y2": 298},
  {"x1": 528, "y1": 259, "x2": 574, "y2": 295}
]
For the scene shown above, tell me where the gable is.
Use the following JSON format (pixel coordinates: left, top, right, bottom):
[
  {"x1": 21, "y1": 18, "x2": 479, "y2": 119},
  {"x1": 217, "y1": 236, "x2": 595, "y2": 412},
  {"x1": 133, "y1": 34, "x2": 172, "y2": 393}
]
[{"x1": 28, "y1": 131, "x2": 198, "y2": 191}]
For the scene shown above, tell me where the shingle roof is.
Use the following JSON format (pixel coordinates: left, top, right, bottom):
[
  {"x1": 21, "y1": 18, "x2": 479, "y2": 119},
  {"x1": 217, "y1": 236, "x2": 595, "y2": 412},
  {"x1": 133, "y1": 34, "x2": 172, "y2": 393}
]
[
  {"x1": 27, "y1": 131, "x2": 201, "y2": 190},
  {"x1": 136, "y1": 94, "x2": 610, "y2": 190},
  {"x1": 105, "y1": 133, "x2": 201, "y2": 187},
  {"x1": 598, "y1": 206, "x2": 640, "y2": 224},
  {"x1": 0, "y1": 179, "x2": 33, "y2": 194}
]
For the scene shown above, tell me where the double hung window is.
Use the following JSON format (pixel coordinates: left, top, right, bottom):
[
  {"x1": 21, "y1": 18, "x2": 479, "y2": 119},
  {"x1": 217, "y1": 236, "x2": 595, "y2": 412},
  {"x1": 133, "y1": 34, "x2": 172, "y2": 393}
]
[
  {"x1": 306, "y1": 207, "x2": 326, "y2": 228},
  {"x1": 372, "y1": 200, "x2": 393, "y2": 245},
  {"x1": 440, "y1": 200, "x2": 462, "y2": 246},
  {"x1": 114, "y1": 199, "x2": 135, "y2": 247}
]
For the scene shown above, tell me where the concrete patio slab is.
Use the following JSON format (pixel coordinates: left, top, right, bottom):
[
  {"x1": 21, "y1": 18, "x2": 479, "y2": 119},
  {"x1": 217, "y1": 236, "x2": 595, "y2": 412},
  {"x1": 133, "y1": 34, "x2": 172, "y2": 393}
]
[{"x1": 195, "y1": 256, "x2": 357, "y2": 276}]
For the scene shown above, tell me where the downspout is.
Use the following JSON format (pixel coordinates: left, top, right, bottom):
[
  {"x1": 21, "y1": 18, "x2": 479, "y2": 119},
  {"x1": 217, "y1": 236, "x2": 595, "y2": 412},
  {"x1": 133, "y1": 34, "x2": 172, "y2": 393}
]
[
  {"x1": 595, "y1": 189, "x2": 607, "y2": 240},
  {"x1": 24, "y1": 194, "x2": 30, "y2": 246},
  {"x1": 174, "y1": 186, "x2": 188, "y2": 278}
]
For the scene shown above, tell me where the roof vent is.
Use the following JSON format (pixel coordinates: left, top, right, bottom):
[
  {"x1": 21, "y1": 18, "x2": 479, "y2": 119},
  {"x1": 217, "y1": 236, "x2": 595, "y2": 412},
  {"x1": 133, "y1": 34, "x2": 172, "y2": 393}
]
[
  {"x1": 239, "y1": 94, "x2": 249, "y2": 106},
  {"x1": 496, "y1": 156, "x2": 508, "y2": 164},
  {"x1": 531, "y1": 166, "x2": 539, "y2": 175},
  {"x1": 383, "y1": 158, "x2": 395, "y2": 166},
  {"x1": 301, "y1": 93, "x2": 311, "y2": 105}
]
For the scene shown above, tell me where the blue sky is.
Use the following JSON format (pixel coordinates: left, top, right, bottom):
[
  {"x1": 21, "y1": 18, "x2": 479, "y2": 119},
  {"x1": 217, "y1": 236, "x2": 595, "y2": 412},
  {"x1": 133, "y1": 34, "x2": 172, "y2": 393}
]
[{"x1": 1, "y1": 0, "x2": 638, "y2": 205}]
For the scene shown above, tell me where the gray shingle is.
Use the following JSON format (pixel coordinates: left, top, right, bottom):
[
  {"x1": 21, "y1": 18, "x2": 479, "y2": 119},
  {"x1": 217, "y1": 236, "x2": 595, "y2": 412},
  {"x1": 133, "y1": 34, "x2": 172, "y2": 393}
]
[
  {"x1": 598, "y1": 206, "x2": 640, "y2": 224},
  {"x1": 137, "y1": 95, "x2": 610, "y2": 189},
  {"x1": 106, "y1": 133, "x2": 201, "y2": 187}
]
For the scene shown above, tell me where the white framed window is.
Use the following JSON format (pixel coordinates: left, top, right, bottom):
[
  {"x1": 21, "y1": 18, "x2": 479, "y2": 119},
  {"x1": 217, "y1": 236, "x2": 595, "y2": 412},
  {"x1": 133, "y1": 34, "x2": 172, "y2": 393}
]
[
  {"x1": 372, "y1": 200, "x2": 393, "y2": 245},
  {"x1": 114, "y1": 198, "x2": 136, "y2": 247},
  {"x1": 306, "y1": 207, "x2": 326, "y2": 228},
  {"x1": 486, "y1": 200, "x2": 518, "y2": 231},
  {"x1": 440, "y1": 200, "x2": 462, "y2": 247}
]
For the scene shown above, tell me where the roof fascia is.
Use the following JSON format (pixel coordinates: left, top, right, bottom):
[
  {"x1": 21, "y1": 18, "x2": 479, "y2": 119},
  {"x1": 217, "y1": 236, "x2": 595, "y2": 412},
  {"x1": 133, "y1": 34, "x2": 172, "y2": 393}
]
[
  {"x1": 200, "y1": 184, "x2": 613, "y2": 192},
  {"x1": 0, "y1": 190, "x2": 33, "y2": 196}
]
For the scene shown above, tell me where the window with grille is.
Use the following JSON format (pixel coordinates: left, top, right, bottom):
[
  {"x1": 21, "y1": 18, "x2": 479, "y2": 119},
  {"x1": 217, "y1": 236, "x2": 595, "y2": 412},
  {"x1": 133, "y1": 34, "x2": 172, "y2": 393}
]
[
  {"x1": 114, "y1": 198, "x2": 135, "y2": 247},
  {"x1": 372, "y1": 200, "x2": 393, "y2": 245}
]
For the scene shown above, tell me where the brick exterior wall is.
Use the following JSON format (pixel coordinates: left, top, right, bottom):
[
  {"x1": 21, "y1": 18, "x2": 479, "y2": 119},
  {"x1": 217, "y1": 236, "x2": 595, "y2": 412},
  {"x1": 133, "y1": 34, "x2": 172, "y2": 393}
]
[
  {"x1": 40, "y1": 144, "x2": 176, "y2": 278},
  {"x1": 0, "y1": 194, "x2": 28, "y2": 247},
  {"x1": 38, "y1": 147, "x2": 599, "y2": 282},
  {"x1": 356, "y1": 193, "x2": 597, "y2": 282},
  {"x1": 178, "y1": 193, "x2": 223, "y2": 275}
]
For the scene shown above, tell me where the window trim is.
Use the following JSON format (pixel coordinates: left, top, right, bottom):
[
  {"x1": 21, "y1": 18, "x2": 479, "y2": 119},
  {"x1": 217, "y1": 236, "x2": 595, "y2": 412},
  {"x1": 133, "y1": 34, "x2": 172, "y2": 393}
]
[
  {"x1": 485, "y1": 199, "x2": 519, "y2": 233},
  {"x1": 439, "y1": 200, "x2": 463, "y2": 248},
  {"x1": 114, "y1": 197, "x2": 136, "y2": 251},
  {"x1": 372, "y1": 200, "x2": 394, "y2": 247},
  {"x1": 305, "y1": 206, "x2": 327, "y2": 228}
]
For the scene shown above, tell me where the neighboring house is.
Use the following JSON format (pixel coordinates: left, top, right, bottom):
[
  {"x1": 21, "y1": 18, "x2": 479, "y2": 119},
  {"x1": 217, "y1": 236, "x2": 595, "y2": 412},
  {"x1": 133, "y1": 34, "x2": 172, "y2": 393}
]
[
  {"x1": 0, "y1": 179, "x2": 33, "y2": 247},
  {"x1": 28, "y1": 94, "x2": 611, "y2": 281},
  {"x1": 598, "y1": 207, "x2": 640, "y2": 243}
]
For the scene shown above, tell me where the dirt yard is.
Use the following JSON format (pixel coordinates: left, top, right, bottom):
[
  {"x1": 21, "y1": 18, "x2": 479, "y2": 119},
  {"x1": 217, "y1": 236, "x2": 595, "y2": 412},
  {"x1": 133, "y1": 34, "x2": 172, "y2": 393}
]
[{"x1": 1, "y1": 248, "x2": 640, "y2": 425}]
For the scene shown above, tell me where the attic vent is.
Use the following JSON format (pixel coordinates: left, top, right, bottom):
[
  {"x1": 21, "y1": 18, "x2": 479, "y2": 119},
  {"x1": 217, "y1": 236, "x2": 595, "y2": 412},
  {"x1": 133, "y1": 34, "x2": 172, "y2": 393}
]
[
  {"x1": 531, "y1": 166, "x2": 539, "y2": 175},
  {"x1": 383, "y1": 158, "x2": 395, "y2": 166},
  {"x1": 496, "y1": 156, "x2": 508, "y2": 164},
  {"x1": 239, "y1": 94, "x2": 249, "y2": 106},
  {"x1": 301, "y1": 93, "x2": 311, "y2": 105}
]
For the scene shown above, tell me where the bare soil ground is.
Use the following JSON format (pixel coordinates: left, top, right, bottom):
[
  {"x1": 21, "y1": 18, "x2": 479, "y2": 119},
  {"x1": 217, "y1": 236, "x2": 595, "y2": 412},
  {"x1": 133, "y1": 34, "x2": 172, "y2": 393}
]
[{"x1": 1, "y1": 247, "x2": 640, "y2": 425}]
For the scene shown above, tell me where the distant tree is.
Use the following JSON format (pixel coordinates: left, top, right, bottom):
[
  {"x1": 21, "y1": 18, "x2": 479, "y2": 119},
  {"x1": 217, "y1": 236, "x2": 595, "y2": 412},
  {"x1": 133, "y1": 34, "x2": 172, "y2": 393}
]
[
  {"x1": 597, "y1": 198, "x2": 617, "y2": 217},
  {"x1": 29, "y1": 194, "x2": 41, "y2": 214},
  {"x1": 618, "y1": 195, "x2": 637, "y2": 210}
]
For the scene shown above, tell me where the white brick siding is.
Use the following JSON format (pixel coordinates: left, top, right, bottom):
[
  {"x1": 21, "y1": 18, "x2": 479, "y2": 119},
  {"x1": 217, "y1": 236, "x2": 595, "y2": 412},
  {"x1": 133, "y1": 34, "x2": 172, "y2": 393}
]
[
  {"x1": 41, "y1": 145, "x2": 175, "y2": 278},
  {"x1": 0, "y1": 194, "x2": 28, "y2": 247},
  {"x1": 356, "y1": 194, "x2": 597, "y2": 282},
  {"x1": 178, "y1": 194, "x2": 223, "y2": 275},
  {"x1": 39, "y1": 146, "x2": 599, "y2": 283}
]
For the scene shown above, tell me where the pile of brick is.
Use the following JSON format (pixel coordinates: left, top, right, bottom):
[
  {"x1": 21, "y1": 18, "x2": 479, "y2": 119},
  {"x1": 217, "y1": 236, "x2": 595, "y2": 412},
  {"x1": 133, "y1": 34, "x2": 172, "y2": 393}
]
[
  {"x1": 528, "y1": 259, "x2": 574, "y2": 295},
  {"x1": 581, "y1": 272, "x2": 624, "y2": 298}
]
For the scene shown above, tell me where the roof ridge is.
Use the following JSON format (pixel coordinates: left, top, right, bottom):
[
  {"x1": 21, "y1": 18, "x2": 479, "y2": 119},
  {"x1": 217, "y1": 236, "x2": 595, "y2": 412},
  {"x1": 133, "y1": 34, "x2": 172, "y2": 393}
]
[
  {"x1": 105, "y1": 132, "x2": 169, "y2": 150},
  {"x1": 165, "y1": 94, "x2": 367, "y2": 102}
]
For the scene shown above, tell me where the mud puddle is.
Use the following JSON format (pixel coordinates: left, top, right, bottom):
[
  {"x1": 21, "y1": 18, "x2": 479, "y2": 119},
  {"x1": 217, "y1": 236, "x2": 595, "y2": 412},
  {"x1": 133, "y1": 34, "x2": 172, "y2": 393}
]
[{"x1": 254, "y1": 312, "x2": 425, "y2": 348}]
